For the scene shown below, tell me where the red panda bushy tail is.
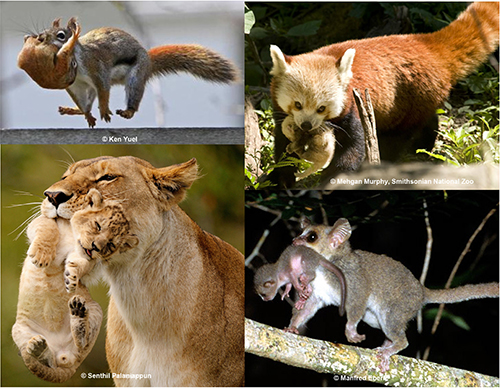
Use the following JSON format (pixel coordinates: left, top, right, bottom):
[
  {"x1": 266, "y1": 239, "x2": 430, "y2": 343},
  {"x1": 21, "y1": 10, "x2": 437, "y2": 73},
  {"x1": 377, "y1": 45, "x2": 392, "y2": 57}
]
[{"x1": 422, "y1": 2, "x2": 499, "y2": 85}]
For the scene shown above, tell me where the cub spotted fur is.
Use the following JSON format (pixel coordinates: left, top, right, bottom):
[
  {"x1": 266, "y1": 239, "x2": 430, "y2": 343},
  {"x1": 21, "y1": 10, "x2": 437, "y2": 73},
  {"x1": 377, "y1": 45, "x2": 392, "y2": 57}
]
[
  {"x1": 41, "y1": 156, "x2": 244, "y2": 386},
  {"x1": 65, "y1": 188, "x2": 139, "y2": 292}
]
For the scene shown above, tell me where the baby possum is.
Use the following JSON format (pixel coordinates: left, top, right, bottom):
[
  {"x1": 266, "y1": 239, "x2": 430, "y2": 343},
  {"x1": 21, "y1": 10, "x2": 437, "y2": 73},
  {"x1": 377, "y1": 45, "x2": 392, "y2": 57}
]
[
  {"x1": 12, "y1": 189, "x2": 138, "y2": 383},
  {"x1": 282, "y1": 115, "x2": 335, "y2": 180},
  {"x1": 291, "y1": 217, "x2": 499, "y2": 372},
  {"x1": 254, "y1": 245, "x2": 346, "y2": 317}
]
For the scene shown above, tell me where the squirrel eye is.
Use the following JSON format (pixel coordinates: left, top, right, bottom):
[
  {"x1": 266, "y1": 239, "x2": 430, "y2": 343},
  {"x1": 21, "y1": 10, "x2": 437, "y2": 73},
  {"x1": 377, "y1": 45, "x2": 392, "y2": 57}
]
[
  {"x1": 306, "y1": 232, "x2": 318, "y2": 243},
  {"x1": 56, "y1": 31, "x2": 66, "y2": 41},
  {"x1": 294, "y1": 102, "x2": 302, "y2": 110},
  {"x1": 317, "y1": 106, "x2": 326, "y2": 113}
]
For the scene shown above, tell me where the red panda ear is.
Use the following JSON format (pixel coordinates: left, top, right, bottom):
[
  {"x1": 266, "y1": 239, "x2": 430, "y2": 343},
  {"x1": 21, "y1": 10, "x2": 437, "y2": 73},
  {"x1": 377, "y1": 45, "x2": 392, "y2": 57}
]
[
  {"x1": 337, "y1": 48, "x2": 355, "y2": 87},
  {"x1": 270, "y1": 45, "x2": 290, "y2": 75}
]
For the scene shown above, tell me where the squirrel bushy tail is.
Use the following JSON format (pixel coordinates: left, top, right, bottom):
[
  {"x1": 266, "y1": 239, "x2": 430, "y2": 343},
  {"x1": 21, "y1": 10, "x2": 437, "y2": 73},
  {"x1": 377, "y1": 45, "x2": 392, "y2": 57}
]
[
  {"x1": 420, "y1": 2, "x2": 499, "y2": 85},
  {"x1": 148, "y1": 44, "x2": 238, "y2": 84},
  {"x1": 424, "y1": 282, "x2": 499, "y2": 304}
]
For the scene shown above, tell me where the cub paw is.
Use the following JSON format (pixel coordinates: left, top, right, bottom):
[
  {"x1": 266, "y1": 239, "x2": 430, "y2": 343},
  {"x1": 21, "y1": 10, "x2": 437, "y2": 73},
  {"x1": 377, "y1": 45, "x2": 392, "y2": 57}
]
[
  {"x1": 27, "y1": 335, "x2": 48, "y2": 359},
  {"x1": 69, "y1": 295, "x2": 87, "y2": 319},
  {"x1": 64, "y1": 264, "x2": 79, "y2": 293},
  {"x1": 28, "y1": 242, "x2": 56, "y2": 268}
]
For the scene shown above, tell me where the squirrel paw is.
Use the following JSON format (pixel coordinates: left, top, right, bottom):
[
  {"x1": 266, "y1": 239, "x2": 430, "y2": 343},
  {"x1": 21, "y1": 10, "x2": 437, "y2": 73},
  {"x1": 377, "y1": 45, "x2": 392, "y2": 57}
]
[
  {"x1": 59, "y1": 106, "x2": 82, "y2": 116},
  {"x1": 100, "y1": 111, "x2": 113, "y2": 123},
  {"x1": 116, "y1": 109, "x2": 136, "y2": 120},
  {"x1": 84, "y1": 113, "x2": 97, "y2": 128}
]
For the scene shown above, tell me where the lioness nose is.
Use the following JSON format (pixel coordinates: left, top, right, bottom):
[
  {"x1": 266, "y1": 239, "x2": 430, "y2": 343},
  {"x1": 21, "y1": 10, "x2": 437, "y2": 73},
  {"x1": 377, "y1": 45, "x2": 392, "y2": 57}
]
[{"x1": 44, "y1": 191, "x2": 73, "y2": 208}]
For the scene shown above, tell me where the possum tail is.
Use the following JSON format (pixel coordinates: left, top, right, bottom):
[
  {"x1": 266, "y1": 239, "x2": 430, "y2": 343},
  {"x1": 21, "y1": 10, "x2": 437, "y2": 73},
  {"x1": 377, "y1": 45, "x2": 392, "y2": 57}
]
[
  {"x1": 421, "y1": 2, "x2": 499, "y2": 85},
  {"x1": 424, "y1": 282, "x2": 499, "y2": 304}
]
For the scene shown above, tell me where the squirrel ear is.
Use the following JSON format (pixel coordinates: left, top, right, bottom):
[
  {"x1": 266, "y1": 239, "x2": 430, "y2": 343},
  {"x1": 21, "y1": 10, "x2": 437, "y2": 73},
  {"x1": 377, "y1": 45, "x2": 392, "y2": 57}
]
[
  {"x1": 67, "y1": 17, "x2": 78, "y2": 32},
  {"x1": 52, "y1": 18, "x2": 61, "y2": 28}
]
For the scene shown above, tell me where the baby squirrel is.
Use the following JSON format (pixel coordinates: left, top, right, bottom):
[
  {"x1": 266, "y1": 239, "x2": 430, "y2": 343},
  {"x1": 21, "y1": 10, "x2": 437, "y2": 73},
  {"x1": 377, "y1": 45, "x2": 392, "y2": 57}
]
[
  {"x1": 17, "y1": 17, "x2": 238, "y2": 127},
  {"x1": 289, "y1": 217, "x2": 499, "y2": 372},
  {"x1": 282, "y1": 116, "x2": 336, "y2": 180},
  {"x1": 254, "y1": 245, "x2": 346, "y2": 316}
]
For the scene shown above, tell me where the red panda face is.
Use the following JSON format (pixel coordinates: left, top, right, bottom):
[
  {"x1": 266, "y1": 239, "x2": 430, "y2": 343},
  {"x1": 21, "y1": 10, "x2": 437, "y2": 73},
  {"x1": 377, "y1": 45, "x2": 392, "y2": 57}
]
[{"x1": 270, "y1": 45, "x2": 355, "y2": 131}]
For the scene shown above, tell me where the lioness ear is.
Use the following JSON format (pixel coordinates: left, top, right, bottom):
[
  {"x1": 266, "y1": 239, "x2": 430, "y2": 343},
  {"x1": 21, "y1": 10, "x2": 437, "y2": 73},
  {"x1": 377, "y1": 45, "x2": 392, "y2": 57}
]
[{"x1": 147, "y1": 158, "x2": 199, "y2": 208}]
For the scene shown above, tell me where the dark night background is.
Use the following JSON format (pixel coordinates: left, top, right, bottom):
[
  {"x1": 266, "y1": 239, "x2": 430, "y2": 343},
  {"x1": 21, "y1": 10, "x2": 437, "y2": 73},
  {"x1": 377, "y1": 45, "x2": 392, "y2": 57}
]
[{"x1": 245, "y1": 190, "x2": 499, "y2": 386}]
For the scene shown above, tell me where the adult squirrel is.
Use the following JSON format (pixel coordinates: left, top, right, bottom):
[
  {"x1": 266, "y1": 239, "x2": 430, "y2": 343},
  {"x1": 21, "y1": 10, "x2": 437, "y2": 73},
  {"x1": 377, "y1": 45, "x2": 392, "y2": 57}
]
[{"x1": 18, "y1": 17, "x2": 238, "y2": 127}]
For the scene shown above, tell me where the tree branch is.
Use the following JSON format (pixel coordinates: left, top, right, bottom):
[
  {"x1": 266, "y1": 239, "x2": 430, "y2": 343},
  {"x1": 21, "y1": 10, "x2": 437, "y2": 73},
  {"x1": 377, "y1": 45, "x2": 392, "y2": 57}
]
[
  {"x1": 353, "y1": 88, "x2": 380, "y2": 164},
  {"x1": 245, "y1": 318, "x2": 499, "y2": 387}
]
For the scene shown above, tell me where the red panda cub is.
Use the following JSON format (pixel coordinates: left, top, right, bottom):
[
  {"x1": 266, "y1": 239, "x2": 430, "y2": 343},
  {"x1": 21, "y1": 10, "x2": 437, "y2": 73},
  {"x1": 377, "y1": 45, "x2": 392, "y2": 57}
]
[{"x1": 270, "y1": 2, "x2": 499, "y2": 187}]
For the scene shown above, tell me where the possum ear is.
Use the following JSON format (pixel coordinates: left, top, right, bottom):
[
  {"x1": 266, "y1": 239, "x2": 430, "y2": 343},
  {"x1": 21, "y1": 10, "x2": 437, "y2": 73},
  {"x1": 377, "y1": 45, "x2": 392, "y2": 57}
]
[
  {"x1": 337, "y1": 48, "x2": 355, "y2": 87},
  {"x1": 270, "y1": 45, "x2": 289, "y2": 76},
  {"x1": 329, "y1": 218, "x2": 352, "y2": 248}
]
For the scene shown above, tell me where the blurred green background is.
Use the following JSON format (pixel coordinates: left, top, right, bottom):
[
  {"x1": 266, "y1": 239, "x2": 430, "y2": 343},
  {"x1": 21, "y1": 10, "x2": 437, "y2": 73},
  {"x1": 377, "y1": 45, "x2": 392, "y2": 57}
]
[{"x1": 2, "y1": 144, "x2": 244, "y2": 386}]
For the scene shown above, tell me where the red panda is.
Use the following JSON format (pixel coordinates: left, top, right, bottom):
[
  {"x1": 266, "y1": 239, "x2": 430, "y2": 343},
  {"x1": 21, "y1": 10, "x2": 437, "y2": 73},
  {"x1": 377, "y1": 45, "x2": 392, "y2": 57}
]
[{"x1": 270, "y1": 2, "x2": 499, "y2": 187}]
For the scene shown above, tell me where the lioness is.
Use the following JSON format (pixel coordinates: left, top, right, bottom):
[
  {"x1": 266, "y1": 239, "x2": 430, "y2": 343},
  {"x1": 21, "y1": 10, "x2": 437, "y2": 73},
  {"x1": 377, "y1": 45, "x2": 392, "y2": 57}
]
[{"x1": 41, "y1": 156, "x2": 244, "y2": 386}]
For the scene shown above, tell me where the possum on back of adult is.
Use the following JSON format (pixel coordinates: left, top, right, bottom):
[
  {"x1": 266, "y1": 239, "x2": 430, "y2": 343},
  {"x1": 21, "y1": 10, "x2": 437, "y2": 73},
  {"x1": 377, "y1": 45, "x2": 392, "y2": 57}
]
[{"x1": 270, "y1": 2, "x2": 500, "y2": 187}]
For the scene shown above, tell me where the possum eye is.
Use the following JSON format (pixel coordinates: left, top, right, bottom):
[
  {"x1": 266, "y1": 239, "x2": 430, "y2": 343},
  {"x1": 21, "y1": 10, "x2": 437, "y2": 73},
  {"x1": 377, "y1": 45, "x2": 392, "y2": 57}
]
[
  {"x1": 56, "y1": 31, "x2": 66, "y2": 41},
  {"x1": 306, "y1": 231, "x2": 318, "y2": 243},
  {"x1": 317, "y1": 106, "x2": 326, "y2": 113},
  {"x1": 294, "y1": 102, "x2": 302, "y2": 110}
]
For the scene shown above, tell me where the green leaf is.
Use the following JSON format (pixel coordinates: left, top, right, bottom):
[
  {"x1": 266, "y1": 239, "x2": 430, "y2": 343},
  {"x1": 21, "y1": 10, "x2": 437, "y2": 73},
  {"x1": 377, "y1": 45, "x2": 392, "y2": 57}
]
[
  {"x1": 286, "y1": 20, "x2": 322, "y2": 37},
  {"x1": 425, "y1": 308, "x2": 471, "y2": 331},
  {"x1": 244, "y1": 8, "x2": 256, "y2": 34}
]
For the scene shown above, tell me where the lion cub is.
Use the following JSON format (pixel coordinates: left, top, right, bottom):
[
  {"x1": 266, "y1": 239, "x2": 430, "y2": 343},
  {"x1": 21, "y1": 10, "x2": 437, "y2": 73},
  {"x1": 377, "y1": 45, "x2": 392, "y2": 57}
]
[{"x1": 12, "y1": 189, "x2": 138, "y2": 383}]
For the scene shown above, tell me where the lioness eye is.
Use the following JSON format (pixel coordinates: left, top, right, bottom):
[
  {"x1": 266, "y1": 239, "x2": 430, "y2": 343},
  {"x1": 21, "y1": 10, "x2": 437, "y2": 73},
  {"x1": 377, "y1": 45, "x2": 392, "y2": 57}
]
[
  {"x1": 295, "y1": 102, "x2": 302, "y2": 110},
  {"x1": 97, "y1": 174, "x2": 116, "y2": 182},
  {"x1": 95, "y1": 222, "x2": 101, "y2": 231},
  {"x1": 317, "y1": 106, "x2": 326, "y2": 113}
]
